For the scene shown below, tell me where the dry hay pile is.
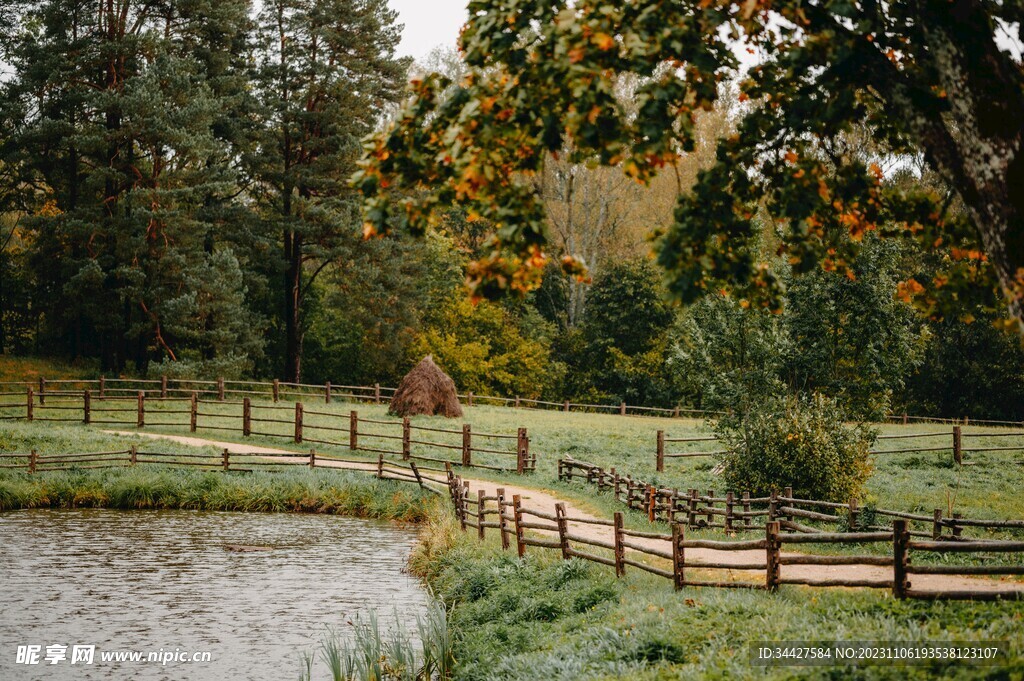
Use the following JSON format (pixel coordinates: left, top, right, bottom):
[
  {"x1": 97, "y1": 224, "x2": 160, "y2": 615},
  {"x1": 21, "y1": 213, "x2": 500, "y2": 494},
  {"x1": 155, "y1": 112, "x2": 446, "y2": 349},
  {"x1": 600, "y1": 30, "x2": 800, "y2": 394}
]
[{"x1": 388, "y1": 355, "x2": 463, "y2": 418}]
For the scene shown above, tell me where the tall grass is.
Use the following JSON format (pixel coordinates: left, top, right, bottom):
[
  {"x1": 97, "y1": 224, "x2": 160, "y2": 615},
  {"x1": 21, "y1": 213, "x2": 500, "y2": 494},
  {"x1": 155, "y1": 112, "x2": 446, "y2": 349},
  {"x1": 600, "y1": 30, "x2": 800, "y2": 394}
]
[
  {"x1": 0, "y1": 467, "x2": 434, "y2": 521},
  {"x1": 298, "y1": 601, "x2": 455, "y2": 681}
]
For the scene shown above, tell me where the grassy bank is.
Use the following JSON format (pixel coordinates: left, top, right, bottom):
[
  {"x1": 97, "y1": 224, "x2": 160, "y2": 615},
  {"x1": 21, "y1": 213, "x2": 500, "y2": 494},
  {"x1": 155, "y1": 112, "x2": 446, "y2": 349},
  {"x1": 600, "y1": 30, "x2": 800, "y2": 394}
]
[
  {"x1": 0, "y1": 466, "x2": 434, "y2": 521},
  {"x1": 412, "y1": 511, "x2": 1024, "y2": 680}
]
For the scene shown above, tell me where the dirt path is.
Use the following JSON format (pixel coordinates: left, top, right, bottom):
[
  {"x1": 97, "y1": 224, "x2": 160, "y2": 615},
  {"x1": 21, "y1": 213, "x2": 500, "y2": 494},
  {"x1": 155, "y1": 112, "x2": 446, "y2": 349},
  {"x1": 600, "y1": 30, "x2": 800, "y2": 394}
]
[{"x1": 107, "y1": 431, "x2": 1022, "y2": 595}]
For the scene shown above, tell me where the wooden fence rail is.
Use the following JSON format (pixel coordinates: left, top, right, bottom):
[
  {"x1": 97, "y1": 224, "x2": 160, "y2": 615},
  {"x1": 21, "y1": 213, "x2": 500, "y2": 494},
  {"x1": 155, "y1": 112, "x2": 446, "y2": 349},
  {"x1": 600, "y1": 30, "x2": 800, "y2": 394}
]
[
  {"x1": 558, "y1": 457, "x2": 1024, "y2": 541},
  {"x1": 0, "y1": 389, "x2": 535, "y2": 475},
  {"x1": 654, "y1": 426, "x2": 1024, "y2": 471},
  {"x1": 446, "y1": 471, "x2": 1024, "y2": 600},
  {"x1": 3, "y1": 447, "x2": 444, "y2": 494}
]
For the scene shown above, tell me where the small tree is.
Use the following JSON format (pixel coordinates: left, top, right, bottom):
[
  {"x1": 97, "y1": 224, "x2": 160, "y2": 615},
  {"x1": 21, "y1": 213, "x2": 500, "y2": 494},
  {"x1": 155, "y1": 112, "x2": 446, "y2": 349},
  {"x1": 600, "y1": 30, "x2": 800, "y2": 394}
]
[{"x1": 715, "y1": 393, "x2": 875, "y2": 503}]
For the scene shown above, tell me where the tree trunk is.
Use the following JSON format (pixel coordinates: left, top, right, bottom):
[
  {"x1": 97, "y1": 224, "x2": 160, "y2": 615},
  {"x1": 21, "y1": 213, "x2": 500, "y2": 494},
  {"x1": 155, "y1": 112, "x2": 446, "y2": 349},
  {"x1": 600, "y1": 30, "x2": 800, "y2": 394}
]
[{"x1": 284, "y1": 229, "x2": 303, "y2": 382}]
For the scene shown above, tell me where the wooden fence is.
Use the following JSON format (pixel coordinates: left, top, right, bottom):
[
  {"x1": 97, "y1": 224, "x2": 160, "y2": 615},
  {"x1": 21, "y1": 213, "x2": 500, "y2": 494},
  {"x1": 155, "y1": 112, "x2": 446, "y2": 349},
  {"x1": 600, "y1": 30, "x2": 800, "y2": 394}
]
[
  {"x1": 0, "y1": 447, "x2": 446, "y2": 494},
  {"x1": 3, "y1": 375, "x2": 1022, "y2": 424},
  {"x1": 559, "y1": 457, "x2": 1024, "y2": 542},
  {"x1": 655, "y1": 426, "x2": 1024, "y2": 471},
  {"x1": 0, "y1": 388, "x2": 534, "y2": 474},
  {"x1": 446, "y1": 470, "x2": 1024, "y2": 600}
]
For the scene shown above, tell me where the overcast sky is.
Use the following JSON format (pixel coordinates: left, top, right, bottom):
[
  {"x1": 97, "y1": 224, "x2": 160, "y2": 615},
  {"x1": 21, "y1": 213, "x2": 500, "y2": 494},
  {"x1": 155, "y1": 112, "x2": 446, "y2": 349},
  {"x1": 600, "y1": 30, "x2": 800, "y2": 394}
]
[{"x1": 389, "y1": 0, "x2": 468, "y2": 61}]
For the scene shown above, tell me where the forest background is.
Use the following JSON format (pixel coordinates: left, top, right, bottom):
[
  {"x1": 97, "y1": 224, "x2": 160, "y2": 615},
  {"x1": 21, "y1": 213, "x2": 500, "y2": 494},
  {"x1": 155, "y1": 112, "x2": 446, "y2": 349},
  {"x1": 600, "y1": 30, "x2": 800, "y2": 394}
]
[{"x1": 0, "y1": 0, "x2": 1021, "y2": 422}]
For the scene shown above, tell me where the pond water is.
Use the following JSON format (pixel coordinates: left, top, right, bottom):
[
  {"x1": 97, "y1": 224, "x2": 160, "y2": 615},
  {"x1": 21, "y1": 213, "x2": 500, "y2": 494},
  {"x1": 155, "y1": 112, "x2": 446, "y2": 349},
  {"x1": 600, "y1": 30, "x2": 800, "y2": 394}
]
[{"x1": 0, "y1": 508, "x2": 429, "y2": 680}]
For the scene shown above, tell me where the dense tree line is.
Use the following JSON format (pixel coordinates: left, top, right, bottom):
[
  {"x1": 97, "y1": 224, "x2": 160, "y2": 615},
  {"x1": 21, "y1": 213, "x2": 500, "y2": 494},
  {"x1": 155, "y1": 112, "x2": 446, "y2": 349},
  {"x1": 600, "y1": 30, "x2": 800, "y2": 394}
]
[{"x1": 0, "y1": 3, "x2": 1020, "y2": 422}]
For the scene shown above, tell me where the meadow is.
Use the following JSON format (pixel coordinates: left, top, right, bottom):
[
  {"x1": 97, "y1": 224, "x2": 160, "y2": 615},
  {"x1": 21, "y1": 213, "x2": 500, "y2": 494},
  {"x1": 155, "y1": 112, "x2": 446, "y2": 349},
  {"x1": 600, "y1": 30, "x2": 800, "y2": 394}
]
[{"x1": 5, "y1": 389, "x2": 1018, "y2": 524}]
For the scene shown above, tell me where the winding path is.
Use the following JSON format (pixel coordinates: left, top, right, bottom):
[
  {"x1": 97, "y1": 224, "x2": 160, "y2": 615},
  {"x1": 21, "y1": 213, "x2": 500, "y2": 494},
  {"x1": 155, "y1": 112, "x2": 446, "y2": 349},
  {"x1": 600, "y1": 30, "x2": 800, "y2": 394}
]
[{"x1": 108, "y1": 430, "x2": 1023, "y2": 596}]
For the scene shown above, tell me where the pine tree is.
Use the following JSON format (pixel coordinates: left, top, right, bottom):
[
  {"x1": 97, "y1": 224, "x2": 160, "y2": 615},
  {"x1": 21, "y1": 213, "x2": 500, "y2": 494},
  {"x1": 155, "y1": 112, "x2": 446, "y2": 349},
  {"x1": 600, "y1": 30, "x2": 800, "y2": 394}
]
[
  {"x1": 0, "y1": 0, "x2": 264, "y2": 372},
  {"x1": 250, "y1": 0, "x2": 409, "y2": 381}
]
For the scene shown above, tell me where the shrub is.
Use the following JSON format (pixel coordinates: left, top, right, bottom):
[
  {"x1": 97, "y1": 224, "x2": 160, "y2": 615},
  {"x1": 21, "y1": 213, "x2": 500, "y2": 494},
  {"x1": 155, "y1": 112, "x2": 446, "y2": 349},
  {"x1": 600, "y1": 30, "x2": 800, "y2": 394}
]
[{"x1": 715, "y1": 393, "x2": 875, "y2": 502}]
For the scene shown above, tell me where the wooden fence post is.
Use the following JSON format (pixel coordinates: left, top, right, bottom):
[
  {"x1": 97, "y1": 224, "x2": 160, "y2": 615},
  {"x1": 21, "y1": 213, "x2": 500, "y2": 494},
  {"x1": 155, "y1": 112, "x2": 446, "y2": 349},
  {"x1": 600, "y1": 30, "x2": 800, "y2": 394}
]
[
  {"x1": 555, "y1": 502, "x2": 570, "y2": 560},
  {"x1": 647, "y1": 485, "x2": 657, "y2": 522},
  {"x1": 673, "y1": 406, "x2": 680, "y2": 418},
  {"x1": 768, "y1": 490, "x2": 778, "y2": 522},
  {"x1": 497, "y1": 488, "x2": 510, "y2": 550},
  {"x1": 402, "y1": 417, "x2": 411, "y2": 460},
  {"x1": 99, "y1": 376, "x2": 106, "y2": 399},
  {"x1": 374, "y1": 383, "x2": 381, "y2": 404},
  {"x1": 272, "y1": 379, "x2": 279, "y2": 402},
  {"x1": 706, "y1": 489, "x2": 715, "y2": 526},
  {"x1": 513, "y1": 494, "x2": 525, "y2": 557},
  {"x1": 953, "y1": 425, "x2": 963, "y2": 465},
  {"x1": 477, "y1": 490, "x2": 486, "y2": 541},
  {"x1": 349, "y1": 410, "x2": 358, "y2": 450},
  {"x1": 725, "y1": 491, "x2": 734, "y2": 532},
  {"x1": 378, "y1": 453, "x2": 385, "y2": 479},
  {"x1": 325, "y1": 382, "x2": 331, "y2": 404},
  {"x1": 514, "y1": 395, "x2": 520, "y2": 408},
  {"x1": 656, "y1": 430, "x2": 665, "y2": 472},
  {"x1": 952, "y1": 513, "x2": 963, "y2": 539},
  {"x1": 136, "y1": 391, "x2": 145, "y2": 428},
  {"x1": 242, "y1": 398, "x2": 251, "y2": 436},
  {"x1": 672, "y1": 523, "x2": 685, "y2": 591},
  {"x1": 309, "y1": 448, "x2": 316, "y2": 468},
  {"x1": 893, "y1": 519, "x2": 910, "y2": 599},
  {"x1": 39, "y1": 377, "x2": 45, "y2": 405},
  {"x1": 563, "y1": 400, "x2": 570, "y2": 412},
  {"x1": 467, "y1": 391, "x2": 474, "y2": 407},
  {"x1": 160, "y1": 375, "x2": 168, "y2": 398},
  {"x1": 26, "y1": 388, "x2": 33, "y2": 421},
  {"x1": 294, "y1": 402, "x2": 303, "y2": 443},
  {"x1": 217, "y1": 377, "x2": 225, "y2": 401},
  {"x1": 221, "y1": 448, "x2": 230, "y2": 471},
  {"x1": 462, "y1": 424, "x2": 472, "y2": 467},
  {"x1": 766, "y1": 521, "x2": 780, "y2": 591},
  {"x1": 743, "y1": 492, "x2": 752, "y2": 530},
  {"x1": 932, "y1": 508, "x2": 943, "y2": 540},
  {"x1": 687, "y1": 489, "x2": 698, "y2": 527},
  {"x1": 190, "y1": 392, "x2": 197, "y2": 432},
  {"x1": 29, "y1": 448, "x2": 37, "y2": 474},
  {"x1": 613, "y1": 512, "x2": 625, "y2": 577},
  {"x1": 83, "y1": 390, "x2": 91, "y2": 425},
  {"x1": 518, "y1": 428, "x2": 530, "y2": 473},
  {"x1": 130, "y1": 445, "x2": 137, "y2": 466},
  {"x1": 847, "y1": 499, "x2": 859, "y2": 531},
  {"x1": 619, "y1": 401, "x2": 626, "y2": 416},
  {"x1": 410, "y1": 461, "x2": 423, "y2": 489}
]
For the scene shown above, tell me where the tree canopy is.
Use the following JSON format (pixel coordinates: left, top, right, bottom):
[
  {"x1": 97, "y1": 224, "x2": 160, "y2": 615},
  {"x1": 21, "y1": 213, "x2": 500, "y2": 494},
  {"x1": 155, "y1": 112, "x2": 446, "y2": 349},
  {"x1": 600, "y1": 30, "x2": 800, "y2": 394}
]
[{"x1": 355, "y1": 0, "x2": 1024, "y2": 328}]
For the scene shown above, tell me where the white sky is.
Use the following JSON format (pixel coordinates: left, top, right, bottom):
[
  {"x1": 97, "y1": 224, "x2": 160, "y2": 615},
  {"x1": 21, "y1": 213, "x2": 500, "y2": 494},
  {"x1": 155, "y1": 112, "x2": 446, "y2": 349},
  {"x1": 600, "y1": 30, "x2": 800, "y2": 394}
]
[{"x1": 388, "y1": 0, "x2": 468, "y2": 62}]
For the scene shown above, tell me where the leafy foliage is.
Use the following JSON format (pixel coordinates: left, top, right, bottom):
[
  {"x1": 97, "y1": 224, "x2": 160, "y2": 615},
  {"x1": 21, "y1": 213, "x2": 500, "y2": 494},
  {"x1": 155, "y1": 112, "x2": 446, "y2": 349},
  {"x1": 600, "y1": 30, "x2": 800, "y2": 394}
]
[
  {"x1": 415, "y1": 299, "x2": 564, "y2": 400},
  {"x1": 716, "y1": 394, "x2": 876, "y2": 502},
  {"x1": 356, "y1": 0, "x2": 1024, "y2": 328}
]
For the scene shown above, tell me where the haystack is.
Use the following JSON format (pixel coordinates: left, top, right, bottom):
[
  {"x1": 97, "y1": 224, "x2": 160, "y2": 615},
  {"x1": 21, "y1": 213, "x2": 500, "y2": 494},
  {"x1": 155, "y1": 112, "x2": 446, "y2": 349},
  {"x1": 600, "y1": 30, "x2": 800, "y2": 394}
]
[{"x1": 388, "y1": 355, "x2": 463, "y2": 418}]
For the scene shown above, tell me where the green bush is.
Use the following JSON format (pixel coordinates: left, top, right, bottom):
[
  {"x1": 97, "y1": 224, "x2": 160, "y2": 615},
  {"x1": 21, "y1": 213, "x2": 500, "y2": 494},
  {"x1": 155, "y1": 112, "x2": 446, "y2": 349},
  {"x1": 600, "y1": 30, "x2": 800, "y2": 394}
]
[{"x1": 715, "y1": 393, "x2": 875, "y2": 502}]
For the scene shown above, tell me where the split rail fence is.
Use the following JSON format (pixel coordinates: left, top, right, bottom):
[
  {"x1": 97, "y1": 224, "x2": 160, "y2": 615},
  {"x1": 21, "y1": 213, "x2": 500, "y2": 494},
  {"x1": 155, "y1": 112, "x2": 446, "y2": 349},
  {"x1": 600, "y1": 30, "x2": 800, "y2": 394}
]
[
  {"x1": 446, "y1": 469, "x2": 1024, "y2": 601},
  {"x1": 655, "y1": 426, "x2": 1024, "y2": 471},
  {"x1": 560, "y1": 457, "x2": 1024, "y2": 543},
  {"x1": 6, "y1": 375, "x2": 1017, "y2": 424},
  {"x1": 0, "y1": 382, "x2": 534, "y2": 475},
  {"x1": 0, "y1": 447, "x2": 446, "y2": 494}
]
